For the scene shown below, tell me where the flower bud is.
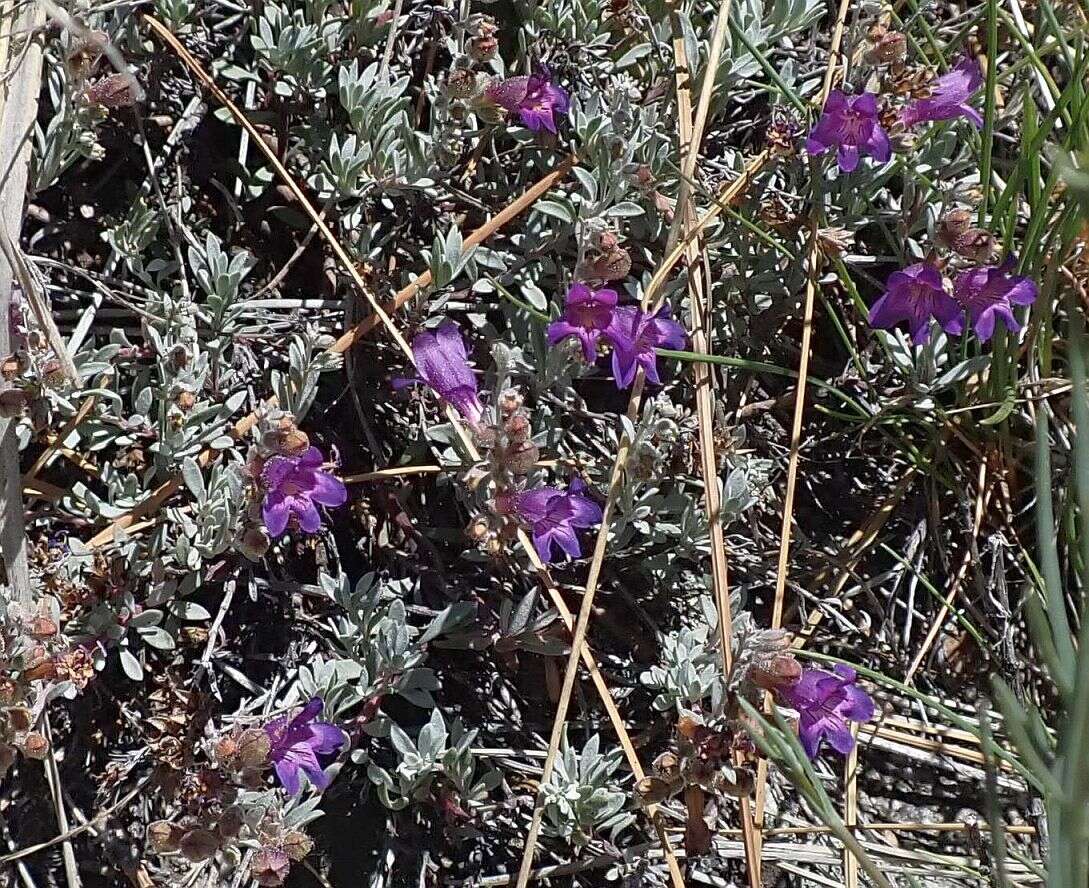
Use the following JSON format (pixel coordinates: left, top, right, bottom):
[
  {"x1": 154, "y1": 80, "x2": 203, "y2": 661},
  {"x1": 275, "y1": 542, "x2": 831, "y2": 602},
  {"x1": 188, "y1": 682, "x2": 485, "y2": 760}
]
[
  {"x1": 503, "y1": 412, "x2": 532, "y2": 443},
  {"x1": 175, "y1": 390, "x2": 196, "y2": 411},
  {"x1": 214, "y1": 733, "x2": 239, "y2": 766},
  {"x1": 497, "y1": 388, "x2": 523, "y2": 416},
  {"x1": 936, "y1": 208, "x2": 972, "y2": 245}
]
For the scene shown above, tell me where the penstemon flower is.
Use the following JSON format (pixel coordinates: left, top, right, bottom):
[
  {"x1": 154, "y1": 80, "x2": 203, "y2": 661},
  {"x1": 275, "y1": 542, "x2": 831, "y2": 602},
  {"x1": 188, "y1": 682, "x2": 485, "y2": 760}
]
[
  {"x1": 264, "y1": 697, "x2": 346, "y2": 795},
  {"x1": 902, "y1": 57, "x2": 984, "y2": 129},
  {"x1": 485, "y1": 67, "x2": 570, "y2": 134},
  {"x1": 867, "y1": 261, "x2": 963, "y2": 344},
  {"x1": 547, "y1": 283, "x2": 618, "y2": 361},
  {"x1": 495, "y1": 479, "x2": 602, "y2": 563},
  {"x1": 262, "y1": 447, "x2": 347, "y2": 538},
  {"x1": 776, "y1": 665, "x2": 874, "y2": 759},
  {"x1": 604, "y1": 304, "x2": 687, "y2": 389},
  {"x1": 401, "y1": 322, "x2": 485, "y2": 426},
  {"x1": 806, "y1": 90, "x2": 891, "y2": 173},
  {"x1": 952, "y1": 259, "x2": 1038, "y2": 342}
]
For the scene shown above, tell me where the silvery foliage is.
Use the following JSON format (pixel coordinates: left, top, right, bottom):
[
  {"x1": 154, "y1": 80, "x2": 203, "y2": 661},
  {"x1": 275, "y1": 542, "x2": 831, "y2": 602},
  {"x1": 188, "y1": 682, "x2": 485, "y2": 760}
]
[
  {"x1": 640, "y1": 596, "x2": 726, "y2": 712},
  {"x1": 317, "y1": 572, "x2": 493, "y2": 809},
  {"x1": 33, "y1": 47, "x2": 106, "y2": 192},
  {"x1": 368, "y1": 709, "x2": 502, "y2": 811},
  {"x1": 541, "y1": 733, "x2": 634, "y2": 846}
]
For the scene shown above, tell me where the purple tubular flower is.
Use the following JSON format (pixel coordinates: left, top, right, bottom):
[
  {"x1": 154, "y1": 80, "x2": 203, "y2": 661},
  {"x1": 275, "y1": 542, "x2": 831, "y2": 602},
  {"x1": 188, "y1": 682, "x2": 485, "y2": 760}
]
[
  {"x1": 902, "y1": 56, "x2": 984, "y2": 129},
  {"x1": 778, "y1": 665, "x2": 875, "y2": 759},
  {"x1": 411, "y1": 321, "x2": 485, "y2": 425},
  {"x1": 952, "y1": 259, "x2": 1038, "y2": 342},
  {"x1": 547, "y1": 283, "x2": 618, "y2": 361},
  {"x1": 805, "y1": 90, "x2": 892, "y2": 173},
  {"x1": 867, "y1": 261, "x2": 963, "y2": 344},
  {"x1": 264, "y1": 697, "x2": 346, "y2": 795},
  {"x1": 506, "y1": 479, "x2": 602, "y2": 563},
  {"x1": 262, "y1": 446, "x2": 347, "y2": 538},
  {"x1": 604, "y1": 304, "x2": 687, "y2": 389},
  {"x1": 485, "y1": 68, "x2": 570, "y2": 134}
]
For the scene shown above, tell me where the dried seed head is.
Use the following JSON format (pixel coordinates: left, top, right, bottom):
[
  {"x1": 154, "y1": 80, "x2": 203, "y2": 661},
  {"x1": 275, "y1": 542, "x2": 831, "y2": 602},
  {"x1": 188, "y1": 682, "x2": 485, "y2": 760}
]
[
  {"x1": 250, "y1": 847, "x2": 292, "y2": 886},
  {"x1": 214, "y1": 732, "x2": 239, "y2": 766},
  {"x1": 281, "y1": 830, "x2": 314, "y2": 861},
  {"x1": 635, "y1": 775, "x2": 677, "y2": 804},
  {"x1": 236, "y1": 728, "x2": 272, "y2": 769},
  {"x1": 175, "y1": 390, "x2": 196, "y2": 411},
  {"x1": 27, "y1": 615, "x2": 58, "y2": 639},
  {"x1": 577, "y1": 246, "x2": 632, "y2": 282},
  {"x1": 817, "y1": 226, "x2": 854, "y2": 260},
  {"x1": 18, "y1": 731, "x2": 48, "y2": 760},
  {"x1": 217, "y1": 806, "x2": 245, "y2": 840},
  {"x1": 497, "y1": 388, "x2": 523, "y2": 416},
  {"x1": 446, "y1": 68, "x2": 478, "y2": 100},
  {"x1": 239, "y1": 527, "x2": 271, "y2": 561},
  {"x1": 6, "y1": 707, "x2": 33, "y2": 733},
  {"x1": 84, "y1": 73, "x2": 141, "y2": 109},
  {"x1": 503, "y1": 412, "x2": 532, "y2": 443},
  {"x1": 467, "y1": 518, "x2": 491, "y2": 542},
  {"x1": 262, "y1": 418, "x2": 309, "y2": 456},
  {"x1": 178, "y1": 828, "x2": 219, "y2": 862},
  {"x1": 749, "y1": 653, "x2": 802, "y2": 693},
  {"x1": 936, "y1": 208, "x2": 973, "y2": 244},
  {"x1": 502, "y1": 440, "x2": 539, "y2": 476},
  {"x1": 0, "y1": 389, "x2": 27, "y2": 418},
  {"x1": 865, "y1": 25, "x2": 907, "y2": 64},
  {"x1": 147, "y1": 820, "x2": 183, "y2": 853},
  {"x1": 1, "y1": 354, "x2": 24, "y2": 380}
]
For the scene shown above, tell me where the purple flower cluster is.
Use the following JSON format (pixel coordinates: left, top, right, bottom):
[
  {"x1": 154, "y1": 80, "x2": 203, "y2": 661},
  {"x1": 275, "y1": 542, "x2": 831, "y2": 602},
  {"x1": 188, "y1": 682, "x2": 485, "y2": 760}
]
[
  {"x1": 777, "y1": 665, "x2": 874, "y2": 759},
  {"x1": 547, "y1": 283, "x2": 687, "y2": 389},
  {"x1": 806, "y1": 91, "x2": 891, "y2": 173},
  {"x1": 265, "y1": 697, "x2": 346, "y2": 795},
  {"x1": 400, "y1": 322, "x2": 486, "y2": 426},
  {"x1": 806, "y1": 57, "x2": 983, "y2": 173},
  {"x1": 485, "y1": 67, "x2": 570, "y2": 134},
  {"x1": 497, "y1": 479, "x2": 602, "y2": 562},
  {"x1": 869, "y1": 258, "x2": 1037, "y2": 344},
  {"x1": 903, "y1": 57, "x2": 984, "y2": 129},
  {"x1": 262, "y1": 447, "x2": 347, "y2": 538}
]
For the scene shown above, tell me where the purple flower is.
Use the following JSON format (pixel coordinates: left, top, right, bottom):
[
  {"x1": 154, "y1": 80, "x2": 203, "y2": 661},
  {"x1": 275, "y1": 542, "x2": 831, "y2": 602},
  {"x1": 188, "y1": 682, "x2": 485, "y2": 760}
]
[
  {"x1": 499, "y1": 479, "x2": 602, "y2": 563},
  {"x1": 264, "y1": 697, "x2": 346, "y2": 795},
  {"x1": 952, "y1": 259, "x2": 1037, "y2": 342},
  {"x1": 485, "y1": 68, "x2": 570, "y2": 134},
  {"x1": 867, "y1": 261, "x2": 963, "y2": 344},
  {"x1": 805, "y1": 90, "x2": 891, "y2": 173},
  {"x1": 777, "y1": 665, "x2": 874, "y2": 759},
  {"x1": 603, "y1": 304, "x2": 687, "y2": 389},
  {"x1": 262, "y1": 446, "x2": 347, "y2": 538},
  {"x1": 902, "y1": 57, "x2": 984, "y2": 129},
  {"x1": 407, "y1": 321, "x2": 485, "y2": 425},
  {"x1": 547, "y1": 283, "x2": 618, "y2": 361}
]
